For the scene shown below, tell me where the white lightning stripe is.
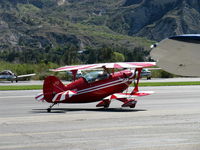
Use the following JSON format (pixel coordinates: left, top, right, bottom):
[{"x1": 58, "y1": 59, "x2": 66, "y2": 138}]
[
  {"x1": 60, "y1": 91, "x2": 68, "y2": 101},
  {"x1": 68, "y1": 91, "x2": 75, "y2": 97},
  {"x1": 52, "y1": 93, "x2": 60, "y2": 102},
  {"x1": 77, "y1": 79, "x2": 131, "y2": 95},
  {"x1": 35, "y1": 93, "x2": 44, "y2": 101},
  {"x1": 77, "y1": 79, "x2": 124, "y2": 93},
  {"x1": 51, "y1": 90, "x2": 77, "y2": 102},
  {"x1": 77, "y1": 80, "x2": 125, "y2": 95}
]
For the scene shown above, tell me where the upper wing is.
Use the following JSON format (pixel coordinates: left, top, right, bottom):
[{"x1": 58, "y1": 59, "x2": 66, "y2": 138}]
[
  {"x1": 51, "y1": 62, "x2": 156, "y2": 72},
  {"x1": 51, "y1": 64, "x2": 102, "y2": 72}
]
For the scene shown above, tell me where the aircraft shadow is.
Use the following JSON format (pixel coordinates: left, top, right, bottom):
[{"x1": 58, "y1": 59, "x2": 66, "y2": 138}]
[{"x1": 32, "y1": 108, "x2": 146, "y2": 113}]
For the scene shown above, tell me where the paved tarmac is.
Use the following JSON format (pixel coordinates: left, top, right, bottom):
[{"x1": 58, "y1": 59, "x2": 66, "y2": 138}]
[{"x1": 0, "y1": 86, "x2": 200, "y2": 150}]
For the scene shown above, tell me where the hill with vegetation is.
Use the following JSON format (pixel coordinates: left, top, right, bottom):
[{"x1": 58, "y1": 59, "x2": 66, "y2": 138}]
[
  {"x1": 0, "y1": 0, "x2": 154, "y2": 65},
  {"x1": 0, "y1": 0, "x2": 200, "y2": 69}
]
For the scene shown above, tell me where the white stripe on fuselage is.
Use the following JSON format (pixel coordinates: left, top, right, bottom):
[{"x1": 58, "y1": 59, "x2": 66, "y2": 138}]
[
  {"x1": 78, "y1": 79, "x2": 124, "y2": 93},
  {"x1": 76, "y1": 78, "x2": 131, "y2": 95}
]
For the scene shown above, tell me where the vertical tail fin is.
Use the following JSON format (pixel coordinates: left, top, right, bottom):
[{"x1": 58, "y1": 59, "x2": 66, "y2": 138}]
[{"x1": 43, "y1": 76, "x2": 66, "y2": 103}]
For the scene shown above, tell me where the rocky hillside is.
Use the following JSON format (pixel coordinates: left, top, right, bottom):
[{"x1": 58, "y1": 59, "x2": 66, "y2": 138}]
[
  {"x1": 0, "y1": 0, "x2": 200, "y2": 63},
  {"x1": 110, "y1": 0, "x2": 200, "y2": 41}
]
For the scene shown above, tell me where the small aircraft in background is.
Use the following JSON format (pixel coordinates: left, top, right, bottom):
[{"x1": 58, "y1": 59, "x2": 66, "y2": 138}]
[
  {"x1": 35, "y1": 62, "x2": 156, "y2": 112},
  {"x1": 0, "y1": 70, "x2": 36, "y2": 83}
]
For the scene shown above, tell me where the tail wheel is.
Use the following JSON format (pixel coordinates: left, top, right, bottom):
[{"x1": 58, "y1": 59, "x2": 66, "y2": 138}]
[{"x1": 47, "y1": 103, "x2": 57, "y2": 113}]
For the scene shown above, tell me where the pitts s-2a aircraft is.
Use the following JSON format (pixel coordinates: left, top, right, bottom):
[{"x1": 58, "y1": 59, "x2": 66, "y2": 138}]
[{"x1": 35, "y1": 62, "x2": 156, "y2": 112}]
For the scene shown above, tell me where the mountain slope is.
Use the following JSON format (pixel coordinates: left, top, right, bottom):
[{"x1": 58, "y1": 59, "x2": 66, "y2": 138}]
[
  {"x1": 108, "y1": 0, "x2": 200, "y2": 41},
  {"x1": 0, "y1": 0, "x2": 151, "y2": 51},
  {"x1": 0, "y1": 0, "x2": 200, "y2": 63}
]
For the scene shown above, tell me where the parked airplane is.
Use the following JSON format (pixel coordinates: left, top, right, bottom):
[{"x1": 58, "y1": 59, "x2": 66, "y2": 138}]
[
  {"x1": 35, "y1": 62, "x2": 156, "y2": 112},
  {"x1": 0, "y1": 70, "x2": 36, "y2": 82}
]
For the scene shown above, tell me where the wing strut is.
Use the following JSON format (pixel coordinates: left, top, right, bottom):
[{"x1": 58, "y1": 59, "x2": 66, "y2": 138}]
[
  {"x1": 71, "y1": 70, "x2": 78, "y2": 81},
  {"x1": 131, "y1": 68, "x2": 142, "y2": 94}
]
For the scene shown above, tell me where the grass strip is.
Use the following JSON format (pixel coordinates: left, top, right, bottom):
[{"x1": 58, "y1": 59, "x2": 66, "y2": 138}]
[
  {"x1": 0, "y1": 81, "x2": 200, "y2": 90},
  {"x1": 0, "y1": 85, "x2": 42, "y2": 90}
]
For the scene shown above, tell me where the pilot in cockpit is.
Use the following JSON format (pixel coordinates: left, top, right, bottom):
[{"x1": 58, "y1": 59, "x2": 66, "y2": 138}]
[{"x1": 95, "y1": 70, "x2": 108, "y2": 81}]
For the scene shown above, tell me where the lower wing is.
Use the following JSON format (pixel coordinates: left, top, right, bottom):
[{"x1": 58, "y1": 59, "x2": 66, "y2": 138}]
[{"x1": 104, "y1": 91, "x2": 154, "y2": 100}]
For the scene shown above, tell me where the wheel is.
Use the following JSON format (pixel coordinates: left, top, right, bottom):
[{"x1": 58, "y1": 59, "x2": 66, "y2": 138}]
[
  {"x1": 147, "y1": 76, "x2": 151, "y2": 80},
  {"x1": 103, "y1": 106, "x2": 109, "y2": 109},
  {"x1": 47, "y1": 108, "x2": 51, "y2": 113},
  {"x1": 129, "y1": 104, "x2": 136, "y2": 108}
]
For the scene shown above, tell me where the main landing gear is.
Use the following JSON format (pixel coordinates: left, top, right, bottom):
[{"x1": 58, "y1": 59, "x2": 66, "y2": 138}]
[
  {"x1": 96, "y1": 99, "x2": 111, "y2": 108},
  {"x1": 47, "y1": 103, "x2": 57, "y2": 112},
  {"x1": 121, "y1": 99, "x2": 137, "y2": 108}
]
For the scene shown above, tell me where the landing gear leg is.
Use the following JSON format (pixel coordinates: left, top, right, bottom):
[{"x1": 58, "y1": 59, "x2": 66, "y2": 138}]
[
  {"x1": 47, "y1": 103, "x2": 57, "y2": 112},
  {"x1": 96, "y1": 99, "x2": 111, "y2": 108}
]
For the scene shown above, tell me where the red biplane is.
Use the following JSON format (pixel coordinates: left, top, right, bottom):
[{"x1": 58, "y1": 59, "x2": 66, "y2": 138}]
[{"x1": 35, "y1": 62, "x2": 156, "y2": 112}]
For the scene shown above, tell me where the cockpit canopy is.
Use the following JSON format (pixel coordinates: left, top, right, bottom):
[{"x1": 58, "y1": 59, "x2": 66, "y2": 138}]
[
  {"x1": 83, "y1": 71, "x2": 109, "y2": 83},
  {"x1": 0, "y1": 70, "x2": 14, "y2": 76}
]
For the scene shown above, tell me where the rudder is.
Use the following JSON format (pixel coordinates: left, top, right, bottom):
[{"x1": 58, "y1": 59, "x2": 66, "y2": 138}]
[{"x1": 43, "y1": 76, "x2": 66, "y2": 103}]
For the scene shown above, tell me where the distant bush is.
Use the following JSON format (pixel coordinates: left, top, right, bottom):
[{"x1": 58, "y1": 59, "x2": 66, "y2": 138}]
[
  {"x1": 160, "y1": 70, "x2": 174, "y2": 78},
  {"x1": 151, "y1": 69, "x2": 175, "y2": 78}
]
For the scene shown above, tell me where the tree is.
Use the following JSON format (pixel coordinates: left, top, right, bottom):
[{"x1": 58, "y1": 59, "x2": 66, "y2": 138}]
[
  {"x1": 97, "y1": 46, "x2": 113, "y2": 62},
  {"x1": 111, "y1": 52, "x2": 125, "y2": 62}
]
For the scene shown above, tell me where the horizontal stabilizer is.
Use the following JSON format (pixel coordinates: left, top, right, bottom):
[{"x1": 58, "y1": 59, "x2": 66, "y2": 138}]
[{"x1": 35, "y1": 93, "x2": 45, "y2": 102}]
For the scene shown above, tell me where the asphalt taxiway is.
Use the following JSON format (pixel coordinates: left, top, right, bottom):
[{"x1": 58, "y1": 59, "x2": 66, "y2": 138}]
[{"x1": 0, "y1": 86, "x2": 200, "y2": 150}]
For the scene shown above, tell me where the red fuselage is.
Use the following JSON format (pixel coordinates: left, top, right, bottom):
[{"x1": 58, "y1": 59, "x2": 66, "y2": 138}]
[{"x1": 62, "y1": 70, "x2": 133, "y2": 103}]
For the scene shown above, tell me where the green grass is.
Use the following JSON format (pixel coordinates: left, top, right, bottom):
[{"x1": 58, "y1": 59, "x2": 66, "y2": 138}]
[
  {"x1": 1, "y1": 81, "x2": 200, "y2": 90},
  {"x1": 0, "y1": 85, "x2": 42, "y2": 90}
]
